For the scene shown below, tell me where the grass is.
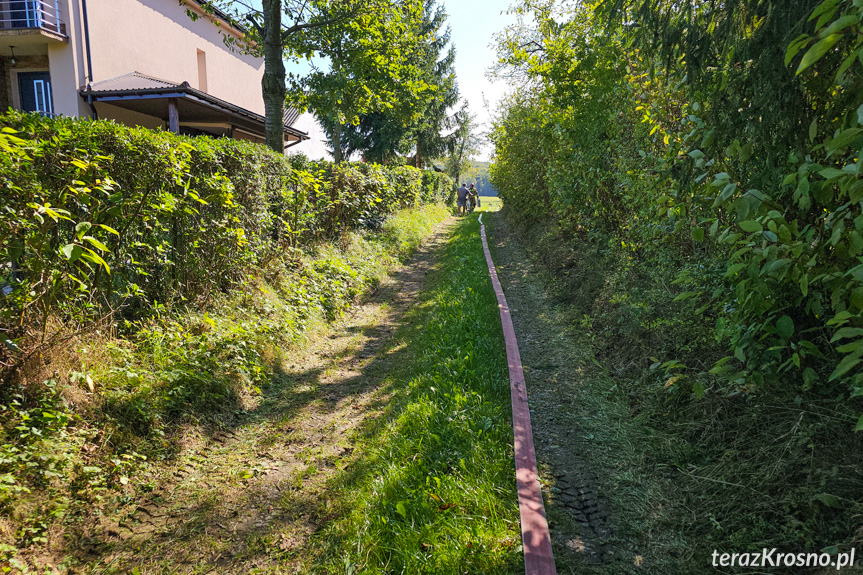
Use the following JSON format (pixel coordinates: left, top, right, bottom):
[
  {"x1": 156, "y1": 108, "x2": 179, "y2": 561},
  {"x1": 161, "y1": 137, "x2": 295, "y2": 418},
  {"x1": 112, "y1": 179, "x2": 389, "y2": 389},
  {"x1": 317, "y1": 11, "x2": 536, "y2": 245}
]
[
  {"x1": 304, "y1": 213, "x2": 522, "y2": 574},
  {"x1": 0, "y1": 204, "x2": 452, "y2": 572},
  {"x1": 476, "y1": 196, "x2": 502, "y2": 212},
  {"x1": 485, "y1": 206, "x2": 863, "y2": 574}
]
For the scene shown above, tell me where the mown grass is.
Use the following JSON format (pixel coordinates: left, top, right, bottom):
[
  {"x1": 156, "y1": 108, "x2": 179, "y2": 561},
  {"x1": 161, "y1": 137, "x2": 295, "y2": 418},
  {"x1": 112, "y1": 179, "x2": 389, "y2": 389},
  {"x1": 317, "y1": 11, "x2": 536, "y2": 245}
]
[
  {"x1": 0, "y1": 204, "x2": 451, "y2": 571},
  {"x1": 306, "y1": 214, "x2": 522, "y2": 574},
  {"x1": 487, "y1": 208, "x2": 863, "y2": 574}
]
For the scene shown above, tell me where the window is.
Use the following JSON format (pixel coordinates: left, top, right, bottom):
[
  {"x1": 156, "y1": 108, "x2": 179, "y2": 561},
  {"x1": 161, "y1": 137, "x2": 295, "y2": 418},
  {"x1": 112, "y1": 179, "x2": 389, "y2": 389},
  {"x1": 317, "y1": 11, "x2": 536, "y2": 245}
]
[
  {"x1": 17, "y1": 71, "x2": 53, "y2": 115},
  {"x1": 197, "y1": 49, "x2": 208, "y2": 93}
]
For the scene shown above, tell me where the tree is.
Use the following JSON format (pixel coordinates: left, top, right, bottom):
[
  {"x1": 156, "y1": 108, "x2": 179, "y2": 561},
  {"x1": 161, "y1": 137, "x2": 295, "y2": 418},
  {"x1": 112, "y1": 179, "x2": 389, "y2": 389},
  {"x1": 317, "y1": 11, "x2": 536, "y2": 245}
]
[
  {"x1": 301, "y1": 0, "x2": 429, "y2": 163},
  {"x1": 446, "y1": 103, "x2": 481, "y2": 185},
  {"x1": 411, "y1": 0, "x2": 459, "y2": 166},
  {"x1": 336, "y1": 0, "x2": 459, "y2": 164},
  {"x1": 192, "y1": 0, "x2": 380, "y2": 153}
]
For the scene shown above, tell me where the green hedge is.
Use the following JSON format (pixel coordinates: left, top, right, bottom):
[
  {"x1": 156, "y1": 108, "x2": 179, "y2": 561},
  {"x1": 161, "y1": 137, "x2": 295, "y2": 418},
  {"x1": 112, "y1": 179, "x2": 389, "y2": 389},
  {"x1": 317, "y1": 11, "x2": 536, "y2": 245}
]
[{"x1": 0, "y1": 112, "x2": 451, "y2": 369}]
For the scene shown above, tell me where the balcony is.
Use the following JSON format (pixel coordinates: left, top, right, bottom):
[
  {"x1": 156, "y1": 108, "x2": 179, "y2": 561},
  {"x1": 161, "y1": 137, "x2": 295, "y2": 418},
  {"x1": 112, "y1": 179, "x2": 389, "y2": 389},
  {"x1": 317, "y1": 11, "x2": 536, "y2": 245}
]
[{"x1": 0, "y1": 0, "x2": 67, "y2": 48}]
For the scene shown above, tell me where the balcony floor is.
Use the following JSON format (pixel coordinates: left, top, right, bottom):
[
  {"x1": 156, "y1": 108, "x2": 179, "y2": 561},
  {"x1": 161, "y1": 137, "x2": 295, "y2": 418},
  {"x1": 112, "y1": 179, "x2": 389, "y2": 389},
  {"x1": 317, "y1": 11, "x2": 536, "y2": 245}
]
[{"x1": 0, "y1": 26, "x2": 66, "y2": 51}]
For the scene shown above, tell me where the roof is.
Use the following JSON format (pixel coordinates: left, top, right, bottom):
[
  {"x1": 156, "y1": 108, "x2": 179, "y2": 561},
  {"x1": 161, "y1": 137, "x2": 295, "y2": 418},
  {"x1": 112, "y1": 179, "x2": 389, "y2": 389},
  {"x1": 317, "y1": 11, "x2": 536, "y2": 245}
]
[
  {"x1": 283, "y1": 106, "x2": 301, "y2": 127},
  {"x1": 184, "y1": 0, "x2": 249, "y2": 36},
  {"x1": 89, "y1": 71, "x2": 180, "y2": 91},
  {"x1": 82, "y1": 72, "x2": 308, "y2": 141}
]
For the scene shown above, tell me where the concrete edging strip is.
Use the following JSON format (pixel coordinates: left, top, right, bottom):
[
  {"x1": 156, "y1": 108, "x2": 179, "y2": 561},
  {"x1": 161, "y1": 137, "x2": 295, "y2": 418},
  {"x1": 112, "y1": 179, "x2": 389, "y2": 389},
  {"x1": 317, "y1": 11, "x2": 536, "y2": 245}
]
[{"x1": 478, "y1": 214, "x2": 557, "y2": 574}]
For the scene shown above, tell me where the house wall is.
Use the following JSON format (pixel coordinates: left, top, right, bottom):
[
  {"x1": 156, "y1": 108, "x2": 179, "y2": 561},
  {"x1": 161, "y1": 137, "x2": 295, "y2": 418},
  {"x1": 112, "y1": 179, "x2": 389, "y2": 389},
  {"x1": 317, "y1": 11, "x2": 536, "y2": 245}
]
[
  {"x1": 11, "y1": 0, "x2": 265, "y2": 119},
  {"x1": 85, "y1": 0, "x2": 264, "y2": 115},
  {"x1": 48, "y1": 0, "x2": 91, "y2": 117},
  {"x1": 288, "y1": 112, "x2": 332, "y2": 161},
  {"x1": 94, "y1": 102, "x2": 165, "y2": 130}
]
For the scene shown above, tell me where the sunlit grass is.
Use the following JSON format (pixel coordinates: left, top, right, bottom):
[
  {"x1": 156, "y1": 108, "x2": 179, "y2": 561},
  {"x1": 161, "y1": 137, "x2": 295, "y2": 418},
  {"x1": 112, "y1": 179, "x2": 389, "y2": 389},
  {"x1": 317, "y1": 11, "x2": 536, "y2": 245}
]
[{"x1": 310, "y1": 216, "x2": 522, "y2": 574}]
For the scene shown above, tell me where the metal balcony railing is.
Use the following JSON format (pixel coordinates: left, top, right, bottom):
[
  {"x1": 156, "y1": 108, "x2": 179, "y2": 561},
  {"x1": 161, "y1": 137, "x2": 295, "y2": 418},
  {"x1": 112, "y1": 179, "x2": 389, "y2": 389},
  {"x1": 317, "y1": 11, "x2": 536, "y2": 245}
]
[{"x1": 0, "y1": 0, "x2": 63, "y2": 35}]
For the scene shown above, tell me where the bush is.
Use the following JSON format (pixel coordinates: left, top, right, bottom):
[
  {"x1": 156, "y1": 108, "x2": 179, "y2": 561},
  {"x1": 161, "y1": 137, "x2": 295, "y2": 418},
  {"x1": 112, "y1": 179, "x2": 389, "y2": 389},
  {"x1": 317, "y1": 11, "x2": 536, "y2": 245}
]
[{"x1": 0, "y1": 112, "x2": 452, "y2": 379}]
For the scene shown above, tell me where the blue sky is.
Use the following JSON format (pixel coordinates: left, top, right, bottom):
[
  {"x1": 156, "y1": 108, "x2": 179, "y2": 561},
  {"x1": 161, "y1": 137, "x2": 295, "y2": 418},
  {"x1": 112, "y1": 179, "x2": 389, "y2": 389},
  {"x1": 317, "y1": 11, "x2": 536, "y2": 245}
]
[
  {"x1": 272, "y1": 0, "x2": 516, "y2": 158},
  {"x1": 440, "y1": 0, "x2": 515, "y2": 157}
]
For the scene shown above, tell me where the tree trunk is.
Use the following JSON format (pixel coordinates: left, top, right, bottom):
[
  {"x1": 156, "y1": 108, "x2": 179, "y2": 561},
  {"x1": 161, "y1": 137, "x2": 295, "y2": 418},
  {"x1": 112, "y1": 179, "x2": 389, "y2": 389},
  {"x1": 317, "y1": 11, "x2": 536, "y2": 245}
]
[
  {"x1": 331, "y1": 121, "x2": 344, "y2": 164},
  {"x1": 262, "y1": 0, "x2": 285, "y2": 154}
]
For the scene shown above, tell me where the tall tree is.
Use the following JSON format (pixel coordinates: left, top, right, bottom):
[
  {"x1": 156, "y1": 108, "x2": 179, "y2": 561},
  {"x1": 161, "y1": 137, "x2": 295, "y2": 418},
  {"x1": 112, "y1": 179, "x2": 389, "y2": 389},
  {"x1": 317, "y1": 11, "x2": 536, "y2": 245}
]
[
  {"x1": 411, "y1": 0, "x2": 459, "y2": 166},
  {"x1": 336, "y1": 0, "x2": 459, "y2": 164},
  {"x1": 192, "y1": 0, "x2": 376, "y2": 153},
  {"x1": 300, "y1": 0, "x2": 429, "y2": 163},
  {"x1": 446, "y1": 103, "x2": 481, "y2": 185}
]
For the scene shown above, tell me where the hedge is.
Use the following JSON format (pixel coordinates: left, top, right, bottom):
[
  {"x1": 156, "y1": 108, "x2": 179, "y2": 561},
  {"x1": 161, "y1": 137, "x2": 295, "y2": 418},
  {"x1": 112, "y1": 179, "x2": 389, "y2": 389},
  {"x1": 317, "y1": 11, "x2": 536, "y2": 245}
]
[{"x1": 0, "y1": 112, "x2": 452, "y2": 373}]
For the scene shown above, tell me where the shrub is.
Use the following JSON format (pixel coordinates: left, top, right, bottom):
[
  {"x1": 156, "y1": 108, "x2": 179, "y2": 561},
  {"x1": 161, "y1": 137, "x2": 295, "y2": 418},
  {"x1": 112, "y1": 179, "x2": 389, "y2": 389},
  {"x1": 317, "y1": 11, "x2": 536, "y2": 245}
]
[{"x1": 0, "y1": 112, "x2": 452, "y2": 379}]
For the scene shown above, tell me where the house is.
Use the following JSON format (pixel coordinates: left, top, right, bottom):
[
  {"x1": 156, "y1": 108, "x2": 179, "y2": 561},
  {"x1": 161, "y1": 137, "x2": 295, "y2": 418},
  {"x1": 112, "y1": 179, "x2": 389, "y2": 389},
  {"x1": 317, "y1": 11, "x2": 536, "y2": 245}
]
[
  {"x1": 0, "y1": 0, "x2": 307, "y2": 147},
  {"x1": 286, "y1": 109, "x2": 332, "y2": 161}
]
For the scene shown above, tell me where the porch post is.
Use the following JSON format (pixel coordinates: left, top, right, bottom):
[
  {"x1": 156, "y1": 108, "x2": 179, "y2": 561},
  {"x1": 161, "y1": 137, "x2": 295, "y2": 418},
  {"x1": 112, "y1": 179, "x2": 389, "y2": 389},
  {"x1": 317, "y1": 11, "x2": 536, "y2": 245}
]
[{"x1": 168, "y1": 98, "x2": 179, "y2": 133}]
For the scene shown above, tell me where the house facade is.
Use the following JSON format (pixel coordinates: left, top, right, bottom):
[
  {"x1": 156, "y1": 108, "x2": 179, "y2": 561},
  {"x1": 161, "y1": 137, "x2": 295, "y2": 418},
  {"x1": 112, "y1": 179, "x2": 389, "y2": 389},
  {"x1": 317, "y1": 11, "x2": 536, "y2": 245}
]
[{"x1": 0, "y1": 0, "x2": 307, "y2": 146}]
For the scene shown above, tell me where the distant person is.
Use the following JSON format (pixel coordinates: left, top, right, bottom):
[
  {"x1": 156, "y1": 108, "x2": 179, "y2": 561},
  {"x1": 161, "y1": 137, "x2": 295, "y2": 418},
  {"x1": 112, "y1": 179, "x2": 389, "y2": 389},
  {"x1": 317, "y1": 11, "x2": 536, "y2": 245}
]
[
  {"x1": 468, "y1": 184, "x2": 478, "y2": 212},
  {"x1": 457, "y1": 183, "x2": 470, "y2": 215}
]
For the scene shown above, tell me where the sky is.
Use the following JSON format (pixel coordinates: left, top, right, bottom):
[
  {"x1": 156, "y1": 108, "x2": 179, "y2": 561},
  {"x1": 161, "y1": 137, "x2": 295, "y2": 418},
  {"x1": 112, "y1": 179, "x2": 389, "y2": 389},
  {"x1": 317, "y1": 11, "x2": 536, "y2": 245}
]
[
  {"x1": 273, "y1": 0, "x2": 519, "y2": 160},
  {"x1": 439, "y1": 0, "x2": 517, "y2": 160}
]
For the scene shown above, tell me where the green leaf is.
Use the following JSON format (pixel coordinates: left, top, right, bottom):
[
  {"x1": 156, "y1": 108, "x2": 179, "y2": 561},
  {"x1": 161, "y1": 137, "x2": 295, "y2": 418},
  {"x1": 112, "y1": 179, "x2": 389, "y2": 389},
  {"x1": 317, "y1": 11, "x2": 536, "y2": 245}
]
[
  {"x1": 726, "y1": 263, "x2": 746, "y2": 277},
  {"x1": 786, "y1": 33, "x2": 811, "y2": 65},
  {"x1": 80, "y1": 248, "x2": 110, "y2": 273},
  {"x1": 809, "y1": 0, "x2": 839, "y2": 23},
  {"x1": 766, "y1": 258, "x2": 792, "y2": 273},
  {"x1": 776, "y1": 315, "x2": 795, "y2": 339},
  {"x1": 75, "y1": 221, "x2": 92, "y2": 240},
  {"x1": 796, "y1": 34, "x2": 843, "y2": 75},
  {"x1": 813, "y1": 493, "x2": 840, "y2": 507},
  {"x1": 673, "y1": 291, "x2": 700, "y2": 302},
  {"x1": 826, "y1": 128, "x2": 863, "y2": 152},
  {"x1": 691, "y1": 227, "x2": 704, "y2": 242},
  {"x1": 831, "y1": 327, "x2": 863, "y2": 342},
  {"x1": 828, "y1": 355, "x2": 861, "y2": 381},
  {"x1": 809, "y1": 118, "x2": 818, "y2": 142},
  {"x1": 820, "y1": 14, "x2": 859, "y2": 38},
  {"x1": 818, "y1": 167, "x2": 845, "y2": 180},
  {"x1": 395, "y1": 502, "x2": 408, "y2": 519},
  {"x1": 98, "y1": 224, "x2": 120, "y2": 236},
  {"x1": 855, "y1": 414, "x2": 863, "y2": 432},
  {"x1": 83, "y1": 236, "x2": 110, "y2": 252},
  {"x1": 61, "y1": 243, "x2": 83, "y2": 263},
  {"x1": 739, "y1": 220, "x2": 763, "y2": 232}
]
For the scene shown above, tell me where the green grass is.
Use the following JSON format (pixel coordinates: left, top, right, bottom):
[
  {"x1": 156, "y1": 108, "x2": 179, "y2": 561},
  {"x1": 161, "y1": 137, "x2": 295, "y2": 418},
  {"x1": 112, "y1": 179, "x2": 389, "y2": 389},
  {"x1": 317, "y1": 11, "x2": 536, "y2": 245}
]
[
  {"x1": 307, "y1": 214, "x2": 522, "y2": 574},
  {"x1": 476, "y1": 196, "x2": 502, "y2": 212},
  {"x1": 0, "y1": 204, "x2": 452, "y2": 570}
]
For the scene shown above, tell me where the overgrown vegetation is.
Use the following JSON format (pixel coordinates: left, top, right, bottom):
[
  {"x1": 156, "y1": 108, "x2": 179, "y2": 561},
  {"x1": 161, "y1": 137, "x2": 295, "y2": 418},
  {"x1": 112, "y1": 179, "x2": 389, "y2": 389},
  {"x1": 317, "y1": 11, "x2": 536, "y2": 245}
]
[
  {"x1": 0, "y1": 112, "x2": 451, "y2": 569},
  {"x1": 490, "y1": 0, "x2": 863, "y2": 563}
]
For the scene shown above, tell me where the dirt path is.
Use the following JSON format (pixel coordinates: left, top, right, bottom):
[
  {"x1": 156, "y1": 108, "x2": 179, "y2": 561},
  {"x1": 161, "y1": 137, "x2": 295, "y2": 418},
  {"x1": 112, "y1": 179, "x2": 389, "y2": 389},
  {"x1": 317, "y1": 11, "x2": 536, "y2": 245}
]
[
  {"x1": 74, "y1": 218, "x2": 455, "y2": 574},
  {"x1": 483, "y1": 211, "x2": 639, "y2": 574}
]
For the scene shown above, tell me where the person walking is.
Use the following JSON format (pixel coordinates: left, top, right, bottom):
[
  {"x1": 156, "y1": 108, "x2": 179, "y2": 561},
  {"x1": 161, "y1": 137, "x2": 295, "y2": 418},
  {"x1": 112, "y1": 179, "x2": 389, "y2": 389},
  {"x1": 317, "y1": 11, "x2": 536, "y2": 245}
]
[{"x1": 456, "y1": 183, "x2": 470, "y2": 216}]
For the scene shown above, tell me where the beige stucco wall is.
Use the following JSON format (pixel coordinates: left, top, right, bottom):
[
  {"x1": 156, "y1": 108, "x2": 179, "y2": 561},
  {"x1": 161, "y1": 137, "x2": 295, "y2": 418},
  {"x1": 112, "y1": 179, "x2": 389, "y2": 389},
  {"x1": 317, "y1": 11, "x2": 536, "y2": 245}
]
[
  {"x1": 94, "y1": 101, "x2": 165, "y2": 130},
  {"x1": 288, "y1": 112, "x2": 332, "y2": 161},
  {"x1": 48, "y1": 0, "x2": 90, "y2": 118},
  {"x1": 85, "y1": 0, "x2": 264, "y2": 115},
  {"x1": 12, "y1": 0, "x2": 265, "y2": 118}
]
